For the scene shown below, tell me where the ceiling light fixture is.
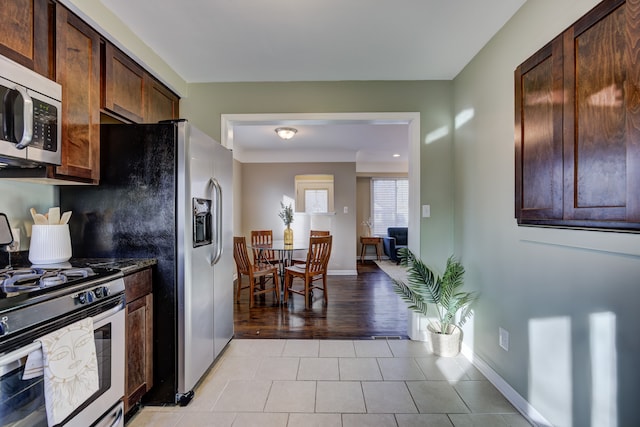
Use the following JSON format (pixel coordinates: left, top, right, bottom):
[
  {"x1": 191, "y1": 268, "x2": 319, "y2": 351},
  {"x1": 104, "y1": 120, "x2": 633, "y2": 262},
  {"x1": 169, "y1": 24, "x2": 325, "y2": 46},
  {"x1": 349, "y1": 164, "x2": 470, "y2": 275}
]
[
  {"x1": 393, "y1": 153, "x2": 401, "y2": 158},
  {"x1": 275, "y1": 127, "x2": 298, "y2": 140}
]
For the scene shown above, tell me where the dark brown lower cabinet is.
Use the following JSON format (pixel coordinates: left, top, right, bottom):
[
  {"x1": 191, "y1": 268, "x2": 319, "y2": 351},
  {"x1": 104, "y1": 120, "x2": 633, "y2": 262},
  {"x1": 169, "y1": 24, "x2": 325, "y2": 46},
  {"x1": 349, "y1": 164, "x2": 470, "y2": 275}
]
[{"x1": 124, "y1": 268, "x2": 153, "y2": 414}]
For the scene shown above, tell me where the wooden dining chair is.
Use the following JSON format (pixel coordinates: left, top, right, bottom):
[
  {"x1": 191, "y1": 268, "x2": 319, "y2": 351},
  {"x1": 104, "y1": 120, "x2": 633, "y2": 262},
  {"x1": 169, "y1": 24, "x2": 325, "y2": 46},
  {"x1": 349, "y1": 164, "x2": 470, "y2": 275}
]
[
  {"x1": 284, "y1": 235, "x2": 332, "y2": 309},
  {"x1": 250, "y1": 230, "x2": 279, "y2": 265},
  {"x1": 292, "y1": 230, "x2": 331, "y2": 265},
  {"x1": 233, "y1": 236, "x2": 280, "y2": 308}
]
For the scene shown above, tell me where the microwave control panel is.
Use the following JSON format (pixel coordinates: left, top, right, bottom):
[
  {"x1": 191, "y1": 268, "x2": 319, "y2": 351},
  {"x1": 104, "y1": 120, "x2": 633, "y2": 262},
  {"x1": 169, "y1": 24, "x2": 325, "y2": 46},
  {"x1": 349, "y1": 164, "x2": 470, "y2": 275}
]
[{"x1": 31, "y1": 98, "x2": 58, "y2": 152}]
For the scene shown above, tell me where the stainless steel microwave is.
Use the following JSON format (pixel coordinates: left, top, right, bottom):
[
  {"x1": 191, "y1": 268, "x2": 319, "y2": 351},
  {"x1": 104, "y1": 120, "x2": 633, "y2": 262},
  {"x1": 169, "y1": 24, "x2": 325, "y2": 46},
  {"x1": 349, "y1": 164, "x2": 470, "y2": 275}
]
[{"x1": 0, "y1": 54, "x2": 61, "y2": 168}]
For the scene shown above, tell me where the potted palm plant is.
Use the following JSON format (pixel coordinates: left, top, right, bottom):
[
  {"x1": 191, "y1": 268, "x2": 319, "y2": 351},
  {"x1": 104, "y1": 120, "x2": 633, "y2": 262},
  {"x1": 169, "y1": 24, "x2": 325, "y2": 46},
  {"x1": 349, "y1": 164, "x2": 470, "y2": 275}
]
[{"x1": 392, "y1": 248, "x2": 477, "y2": 357}]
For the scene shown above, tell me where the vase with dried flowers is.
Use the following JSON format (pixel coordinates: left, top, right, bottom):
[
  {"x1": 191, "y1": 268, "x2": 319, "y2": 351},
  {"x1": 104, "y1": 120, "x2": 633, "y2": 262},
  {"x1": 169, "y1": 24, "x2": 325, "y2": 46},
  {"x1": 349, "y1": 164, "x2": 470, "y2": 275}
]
[
  {"x1": 361, "y1": 218, "x2": 373, "y2": 236},
  {"x1": 279, "y1": 202, "x2": 294, "y2": 245}
]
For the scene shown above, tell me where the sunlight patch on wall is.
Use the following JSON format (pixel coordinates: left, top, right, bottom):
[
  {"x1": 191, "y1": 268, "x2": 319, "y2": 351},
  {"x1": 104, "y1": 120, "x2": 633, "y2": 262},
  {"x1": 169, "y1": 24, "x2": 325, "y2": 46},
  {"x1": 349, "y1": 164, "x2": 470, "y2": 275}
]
[
  {"x1": 590, "y1": 312, "x2": 617, "y2": 427},
  {"x1": 424, "y1": 126, "x2": 449, "y2": 144},
  {"x1": 282, "y1": 195, "x2": 295, "y2": 210},
  {"x1": 529, "y1": 316, "x2": 572, "y2": 427},
  {"x1": 454, "y1": 108, "x2": 475, "y2": 129}
]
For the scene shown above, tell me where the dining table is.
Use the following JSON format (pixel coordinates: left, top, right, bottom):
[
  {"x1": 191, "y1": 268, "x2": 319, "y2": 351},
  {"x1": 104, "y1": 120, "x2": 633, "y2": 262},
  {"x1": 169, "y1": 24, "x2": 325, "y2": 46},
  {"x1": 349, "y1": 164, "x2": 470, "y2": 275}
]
[{"x1": 249, "y1": 240, "x2": 309, "y2": 298}]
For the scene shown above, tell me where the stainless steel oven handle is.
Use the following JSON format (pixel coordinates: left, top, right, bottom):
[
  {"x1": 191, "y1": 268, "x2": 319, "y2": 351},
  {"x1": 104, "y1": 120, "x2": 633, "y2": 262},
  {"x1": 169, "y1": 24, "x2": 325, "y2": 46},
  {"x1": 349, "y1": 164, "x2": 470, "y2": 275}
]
[
  {"x1": 92, "y1": 299, "x2": 125, "y2": 323},
  {"x1": 13, "y1": 86, "x2": 34, "y2": 149},
  {"x1": 0, "y1": 300, "x2": 125, "y2": 367},
  {"x1": 0, "y1": 341, "x2": 40, "y2": 367}
]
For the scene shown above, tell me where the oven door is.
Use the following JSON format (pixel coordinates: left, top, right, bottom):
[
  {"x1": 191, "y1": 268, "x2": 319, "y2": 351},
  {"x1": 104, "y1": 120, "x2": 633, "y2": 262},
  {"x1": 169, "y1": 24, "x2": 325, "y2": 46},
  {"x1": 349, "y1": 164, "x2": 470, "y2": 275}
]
[{"x1": 0, "y1": 302, "x2": 125, "y2": 427}]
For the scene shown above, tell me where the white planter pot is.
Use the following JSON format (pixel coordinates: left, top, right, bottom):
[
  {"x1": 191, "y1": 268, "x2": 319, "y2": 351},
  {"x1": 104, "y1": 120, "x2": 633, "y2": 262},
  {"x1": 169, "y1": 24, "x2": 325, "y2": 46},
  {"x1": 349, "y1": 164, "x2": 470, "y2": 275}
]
[
  {"x1": 407, "y1": 310, "x2": 429, "y2": 341},
  {"x1": 427, "y1": 323, "x2": 462, "y2": 357}
]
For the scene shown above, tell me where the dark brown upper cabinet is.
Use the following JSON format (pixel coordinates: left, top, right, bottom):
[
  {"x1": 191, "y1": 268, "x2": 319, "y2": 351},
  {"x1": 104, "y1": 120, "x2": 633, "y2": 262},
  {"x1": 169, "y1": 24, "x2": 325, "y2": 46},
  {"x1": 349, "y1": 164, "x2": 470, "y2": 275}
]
[
  {"x1": 515, "y1": 0, "x2": 640, "y2": 231},
  {"x1": 102, "y1": 43, "x2": 180, "y2": 124},
  {"x1": 54, "y1": 6, "x2": 101, "y2": 184},
  {"x1": 0, "y1": 0, "x2": 179, "y2": 184},
  {"x1": 144, "y1": 73, "x2": 180, "y2": 123},
  {"x1": 103, "y1": 43, "x2": 146, "y2": 123},
  {"x1": 0, "y1": 0, "x2": 53, "y2": 77},
  {"x1": 515, "y1": 37, "x2": 565, "y2": 222}
]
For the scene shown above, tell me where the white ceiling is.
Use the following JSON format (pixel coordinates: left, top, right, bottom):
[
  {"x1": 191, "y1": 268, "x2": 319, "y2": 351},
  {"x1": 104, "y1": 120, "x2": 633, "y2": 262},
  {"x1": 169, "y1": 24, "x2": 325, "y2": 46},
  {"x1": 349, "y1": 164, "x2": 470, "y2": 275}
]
[
  {"x1": 97, "y1": 0, "x2": 526, "y2": 166},
  {"x1": 230, "y1": 120, "x2": 411, "y2": 168},
  {"x1": 100, "y1": 0, "x2": 525, "y2": 83}
]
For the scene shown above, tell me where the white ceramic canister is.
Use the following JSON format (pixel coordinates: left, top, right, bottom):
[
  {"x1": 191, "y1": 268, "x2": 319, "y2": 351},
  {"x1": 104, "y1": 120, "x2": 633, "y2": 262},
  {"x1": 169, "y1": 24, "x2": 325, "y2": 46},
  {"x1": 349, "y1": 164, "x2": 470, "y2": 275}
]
[{"x1": 28, "y1": 224, "x2": 72, "y2": 265}]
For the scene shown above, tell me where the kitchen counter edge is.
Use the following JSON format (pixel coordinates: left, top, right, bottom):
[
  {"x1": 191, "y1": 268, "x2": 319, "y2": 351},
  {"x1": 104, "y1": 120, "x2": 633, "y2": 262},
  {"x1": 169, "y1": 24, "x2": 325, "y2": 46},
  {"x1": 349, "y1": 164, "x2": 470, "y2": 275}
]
[{"x1": 76, "y1": 258, "x2": 157, "y2": 275}]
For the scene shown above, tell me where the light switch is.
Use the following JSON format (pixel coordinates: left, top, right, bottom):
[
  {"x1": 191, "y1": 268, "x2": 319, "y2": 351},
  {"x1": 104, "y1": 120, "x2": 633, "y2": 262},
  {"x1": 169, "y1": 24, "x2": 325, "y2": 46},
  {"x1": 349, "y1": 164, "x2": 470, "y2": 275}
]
[
  {"x1": 343, "y1": 206, "x2": 348, "y2": 214},
  {"x1": 422, "y1": 204, "x2": 431, "y2": 218}
]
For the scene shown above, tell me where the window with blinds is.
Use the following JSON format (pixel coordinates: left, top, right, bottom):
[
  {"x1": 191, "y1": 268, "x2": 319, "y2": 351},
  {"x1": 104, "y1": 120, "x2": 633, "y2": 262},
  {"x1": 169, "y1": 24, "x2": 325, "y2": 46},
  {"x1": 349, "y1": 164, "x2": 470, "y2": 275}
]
[
  {"x1": 371, "y1": 178, "x2": 409, "y2": 236},
  {"x1": 304, "y1": 189, "x2": 329, "y2": 213}
]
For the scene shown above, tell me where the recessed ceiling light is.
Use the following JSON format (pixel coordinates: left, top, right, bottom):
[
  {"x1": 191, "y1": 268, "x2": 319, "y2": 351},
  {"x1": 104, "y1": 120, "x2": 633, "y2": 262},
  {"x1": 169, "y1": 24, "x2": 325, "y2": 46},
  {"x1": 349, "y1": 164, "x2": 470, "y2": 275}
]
[{"x1": 393, "y1": 153, "x2": 400, "y2": 158}]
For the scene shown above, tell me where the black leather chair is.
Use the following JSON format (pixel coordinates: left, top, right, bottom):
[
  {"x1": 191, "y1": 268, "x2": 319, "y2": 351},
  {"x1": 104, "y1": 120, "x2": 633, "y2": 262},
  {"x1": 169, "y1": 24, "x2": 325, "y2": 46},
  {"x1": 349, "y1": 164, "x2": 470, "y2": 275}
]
[{"x1": 382, "y1": 227, "x2": 408, "y2": 264}]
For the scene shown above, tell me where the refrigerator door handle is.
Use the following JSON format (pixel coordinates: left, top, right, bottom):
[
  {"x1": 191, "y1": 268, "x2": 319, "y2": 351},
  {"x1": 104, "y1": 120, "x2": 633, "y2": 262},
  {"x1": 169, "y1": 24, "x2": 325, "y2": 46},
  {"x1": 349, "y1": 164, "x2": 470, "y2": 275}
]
[{"x1": 209, "y1": 177, "x2": 223, "y2": 266}]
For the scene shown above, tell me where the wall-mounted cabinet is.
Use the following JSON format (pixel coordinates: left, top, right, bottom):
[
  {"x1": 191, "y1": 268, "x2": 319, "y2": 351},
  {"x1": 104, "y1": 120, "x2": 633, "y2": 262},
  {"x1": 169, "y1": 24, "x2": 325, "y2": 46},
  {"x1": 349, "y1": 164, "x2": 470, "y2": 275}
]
[
  {"x1": 103, "y1": 43, "x2": 145, "y2": 123},
  {"x1": 102, "y1": 43, "x2": 180, "y2": 124},
  {"x1": 515, "y1": 0, "x2": 640, "y2": 231},
  {"x1": 0, "y1": 0, "x2": 180, "y2": 184},
  {"x1": 54, "y1": 6, "x2": 101, "y2": 183},
  {"x1": 515, "y1": 38, "x2": 564, "y2": 223},
  {"x1": 0, "y1": 0, "x2": 53, "y2": 77},
  {"x1": 144, "y1": 73, "x2": 180, "y2": 123}
]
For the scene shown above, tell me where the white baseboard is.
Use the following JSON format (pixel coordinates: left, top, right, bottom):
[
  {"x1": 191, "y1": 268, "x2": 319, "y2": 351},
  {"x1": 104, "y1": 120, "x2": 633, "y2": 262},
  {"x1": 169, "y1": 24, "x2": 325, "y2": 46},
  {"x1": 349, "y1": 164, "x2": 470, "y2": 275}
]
[
  {"x1": 361, "y1": 255, "x2": 391, "y2": 261},
  {"x1": 460, "y1": 343, "x2": 552, "y2": 427},
  {"x1": 327, "y1": 269, "x2": 358, "y2": 275}
]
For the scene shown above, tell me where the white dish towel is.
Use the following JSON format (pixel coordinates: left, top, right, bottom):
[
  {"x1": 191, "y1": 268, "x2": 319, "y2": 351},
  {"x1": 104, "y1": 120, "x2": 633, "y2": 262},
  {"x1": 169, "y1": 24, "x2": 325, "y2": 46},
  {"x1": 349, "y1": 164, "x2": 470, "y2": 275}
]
[{"x1": 25, "y1": 317, "x2": 99, "y2": 426}]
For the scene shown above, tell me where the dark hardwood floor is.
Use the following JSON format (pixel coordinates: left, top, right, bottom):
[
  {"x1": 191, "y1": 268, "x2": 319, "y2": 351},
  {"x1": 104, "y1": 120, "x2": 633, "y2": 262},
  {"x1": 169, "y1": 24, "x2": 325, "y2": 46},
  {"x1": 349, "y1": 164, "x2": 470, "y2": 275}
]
[{"x1": 233, "y1": 261, "x2": 409, "y2": 339}]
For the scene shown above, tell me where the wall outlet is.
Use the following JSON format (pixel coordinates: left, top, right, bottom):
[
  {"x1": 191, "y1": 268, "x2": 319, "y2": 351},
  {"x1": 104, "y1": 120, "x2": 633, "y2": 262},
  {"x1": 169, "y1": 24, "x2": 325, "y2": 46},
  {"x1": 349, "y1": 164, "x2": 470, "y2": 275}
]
[{"x1": 499, "y1": 327, "x2": 509, "y2": 351}]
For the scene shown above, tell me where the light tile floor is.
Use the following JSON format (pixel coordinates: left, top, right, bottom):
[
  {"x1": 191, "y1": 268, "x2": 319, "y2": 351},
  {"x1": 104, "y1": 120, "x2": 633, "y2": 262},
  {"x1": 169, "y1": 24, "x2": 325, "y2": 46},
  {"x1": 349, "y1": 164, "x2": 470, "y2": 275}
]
[{"x1": 127, "y1": 339, "x2": 533, "y2": 427}]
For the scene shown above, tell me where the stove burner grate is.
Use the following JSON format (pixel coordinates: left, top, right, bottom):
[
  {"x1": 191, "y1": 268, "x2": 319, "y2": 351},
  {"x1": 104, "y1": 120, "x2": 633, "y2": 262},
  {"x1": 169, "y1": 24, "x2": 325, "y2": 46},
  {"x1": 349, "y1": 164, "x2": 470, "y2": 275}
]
[{"x1": 0, "y1": 267, "x2": 97, "y2": 295}]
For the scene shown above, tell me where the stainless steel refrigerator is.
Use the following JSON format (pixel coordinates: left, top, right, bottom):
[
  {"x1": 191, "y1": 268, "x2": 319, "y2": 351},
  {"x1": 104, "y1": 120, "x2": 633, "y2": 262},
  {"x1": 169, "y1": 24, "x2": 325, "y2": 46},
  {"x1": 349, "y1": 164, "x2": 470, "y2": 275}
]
[{"x1": 59, "y1": 120, "x2": 234, "y2": 406}]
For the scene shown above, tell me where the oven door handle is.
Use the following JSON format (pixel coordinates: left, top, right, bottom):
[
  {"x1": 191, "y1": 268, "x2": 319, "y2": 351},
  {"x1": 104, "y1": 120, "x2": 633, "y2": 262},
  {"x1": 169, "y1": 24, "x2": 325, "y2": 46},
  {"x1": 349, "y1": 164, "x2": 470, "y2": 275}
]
[
  {"x1": 0, "y1": 341, "x2": 40, "y2": 367},
  {"x1": 0, "y1": 301, "x2": 124, "y2": 367}
]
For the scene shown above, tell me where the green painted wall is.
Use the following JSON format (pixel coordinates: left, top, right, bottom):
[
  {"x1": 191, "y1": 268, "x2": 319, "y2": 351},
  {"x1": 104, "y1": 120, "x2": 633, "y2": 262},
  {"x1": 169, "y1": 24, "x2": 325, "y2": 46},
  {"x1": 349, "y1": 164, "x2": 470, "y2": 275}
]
[
  {"x1": 4, "y1": 1, "x2": 634, "y2": 423},
  {"x1": 181, "y1": 81, "x2": 454, "y2": 266},
  {"x1": 0, "y1": 182, "x2": 57, "y2": 251},
  {"x1": 453, "y1": 0, "x2": 638, "y2": 425}
]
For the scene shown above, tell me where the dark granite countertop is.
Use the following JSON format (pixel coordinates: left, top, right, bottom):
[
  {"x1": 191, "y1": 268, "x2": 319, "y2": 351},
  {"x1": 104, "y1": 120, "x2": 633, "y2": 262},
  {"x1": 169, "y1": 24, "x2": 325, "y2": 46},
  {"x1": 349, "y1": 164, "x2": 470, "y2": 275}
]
[
  {"x1": 74, "y1": 258, "x2": 157, "y2": 275},
  {"x1": 1, "y1": 251, "x2": 156, "y2": 275}
]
